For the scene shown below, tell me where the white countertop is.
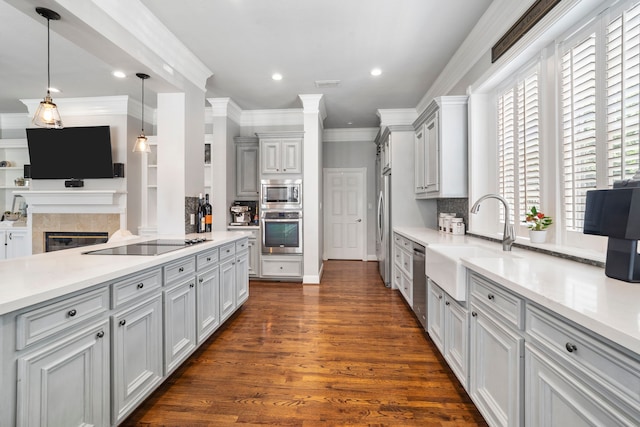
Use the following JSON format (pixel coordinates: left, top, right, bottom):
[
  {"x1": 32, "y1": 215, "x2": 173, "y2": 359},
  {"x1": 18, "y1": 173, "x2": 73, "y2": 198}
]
[
  {"x1": 394, "y1": 226, "x2": 640, "y2": 356},
  {"x1": 0, "y1": 231, "x2": 251, "y2": 316}
]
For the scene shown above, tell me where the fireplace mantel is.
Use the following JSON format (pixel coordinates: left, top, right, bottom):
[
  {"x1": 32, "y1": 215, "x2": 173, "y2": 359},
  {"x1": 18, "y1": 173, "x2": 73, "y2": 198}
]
[{"x1": 14, "y1": 190, "x2": 125, "y2": 214}]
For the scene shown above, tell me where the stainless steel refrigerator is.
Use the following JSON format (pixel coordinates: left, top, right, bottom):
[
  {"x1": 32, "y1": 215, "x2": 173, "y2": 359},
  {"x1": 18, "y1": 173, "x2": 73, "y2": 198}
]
[{"x1": 377, "y1": 170, "x2": 391, "y2": 287}]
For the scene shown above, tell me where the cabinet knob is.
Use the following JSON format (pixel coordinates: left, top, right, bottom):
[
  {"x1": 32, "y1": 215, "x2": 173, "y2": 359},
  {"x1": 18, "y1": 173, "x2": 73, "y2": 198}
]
[
  {"x1": 199, "y1": 277, "x2": 204, "y2": 283},
  {"x1": 206, "y1": 257, "x2": 211, "y2": 261},
  {"x1": 67, "y1": 309, "x2": 77, "y2": 318},
  {"x1": 137, "y1": 283, "x2": 144, "y2": 289},
  {"x1": 119, "y1": 319, "x2": 126, "y2": 326},
  {"x1": 178, "y1": 267, "x2": 184, "y2": 272},
  {"x1": 487, "y1": 294, "x2": 495, "y2": 301},
  {"x1": 445, "y1": 301, "x2": 450, "y2": 306},
  {"x1": 438, "y1": 295, "x2": 443, "y2": 300},
  {"x1": 471, "y1": 311, "x2": 478, "y2": 317},
  {"x1": 565, "y1": 342, "x2": 577, "y2": 353},
  {"x1": 190, "y1": 283, "x2": 195, "y2": 288},
  {"x1": 96, "y1": 331, "x2": 105, "y2": 338}
]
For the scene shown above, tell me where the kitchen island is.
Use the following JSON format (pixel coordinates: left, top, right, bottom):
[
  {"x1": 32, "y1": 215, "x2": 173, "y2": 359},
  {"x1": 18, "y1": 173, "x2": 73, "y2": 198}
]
[
  {"x1": 394, "y1": 226, "x2": 640, "y2": 426},
  {"x1": 0, "y1": 231, "x2": 251, "y2": 427}
]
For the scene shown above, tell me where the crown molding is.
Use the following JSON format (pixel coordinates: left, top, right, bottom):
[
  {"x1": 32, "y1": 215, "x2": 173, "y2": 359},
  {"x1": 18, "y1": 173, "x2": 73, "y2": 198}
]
[
  {"x1": 20, "y1": 96, "x2": 131, "y2": 117},
  {"x1": 0, "y1": 113, "x2": 29, "y2": 130},
  {"x1": 298, "y1": 94, "x2": 327, "y2": 121},
  {"x1": 323, "y1": 128, "x2": 379, "y2": 143},
  {"x1": 206, "y1": 98, "x2": 242, "y2": 125},
  {"x1": 241, "y1": 109, "x2": 303, "y2": 127},
  {"x1": 376, "y1": 108, "x2": 417, "y2": 128}
]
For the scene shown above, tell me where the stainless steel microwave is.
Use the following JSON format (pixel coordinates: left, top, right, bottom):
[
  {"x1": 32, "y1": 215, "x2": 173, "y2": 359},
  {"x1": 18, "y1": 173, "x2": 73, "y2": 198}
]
[{"x1": 260, "y1": 179, "x2": 302, "y2": 210}]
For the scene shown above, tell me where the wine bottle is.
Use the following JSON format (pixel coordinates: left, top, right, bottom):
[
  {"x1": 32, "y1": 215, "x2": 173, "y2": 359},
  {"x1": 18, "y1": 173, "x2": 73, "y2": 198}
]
[
  {"x1": 197, "y1": 193, "x2": 204, "y2": 233},
  {"x1": 204, "y1": 194, "x2": 213, "y2": 232}
]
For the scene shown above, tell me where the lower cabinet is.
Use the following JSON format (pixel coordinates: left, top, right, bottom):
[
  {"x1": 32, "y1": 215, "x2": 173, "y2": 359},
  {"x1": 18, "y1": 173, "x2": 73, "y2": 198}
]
[
  {"x1": 427, "y1": 279, "x2": 445, "y2": 351},
  {"x1": 163, "y1": 278, "x2": 197, "y2": 375},
  {"x1": 196, "y1": 264, "x2": 220, "y2": 344},
  {"x1": 236, "y1": 250, "x2": 249, "y2": 306},
  {"x1": 261, "y1": 255, "x2": 303, "y2": 278},
  {"x1": 248, "y1": 237, "x2": 259, "y2": 277},
  {"x1": 220, "y1": 257, "x2": 236, "y2": 322},
  {"x1": 16, "y1": 320, "x2": 110, "y2": 427},
  {"x1": 112, "y1": 294, "x2": 163, "y2": 424}
]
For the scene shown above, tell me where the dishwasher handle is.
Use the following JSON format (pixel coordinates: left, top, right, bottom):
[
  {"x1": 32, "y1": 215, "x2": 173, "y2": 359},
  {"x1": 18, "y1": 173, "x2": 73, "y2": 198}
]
[{"x1": 413, "y1": 246, "x2": 425, "y2": 258}]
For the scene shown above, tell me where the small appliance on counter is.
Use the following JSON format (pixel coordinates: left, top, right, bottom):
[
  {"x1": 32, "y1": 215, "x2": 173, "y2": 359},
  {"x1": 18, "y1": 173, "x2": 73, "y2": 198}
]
[{"x1": 230, "y1": 200, "x2": 258, "y2": 226}]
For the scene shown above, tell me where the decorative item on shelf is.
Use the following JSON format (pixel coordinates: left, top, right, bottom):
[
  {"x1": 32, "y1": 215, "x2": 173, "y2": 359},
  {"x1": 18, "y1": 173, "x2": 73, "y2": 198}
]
[
  {"x1": 33, "y1": 7, "x2": 63, "y2": 129},
  {"x1": 14, "y1": 177, "x2": 26, "y2": 187},
  {"x1": 525, "y1": 206, "x2": 552, "y2": 243},
  {"x1": 132, "y1": 72, "x2": 151, "y2": 153},
  {"x1": 4, "y1": 212, "x2": 21, "y2": 221},
  {"x1": 0, "y1": 160, "x2": 10, "y2": 167}
]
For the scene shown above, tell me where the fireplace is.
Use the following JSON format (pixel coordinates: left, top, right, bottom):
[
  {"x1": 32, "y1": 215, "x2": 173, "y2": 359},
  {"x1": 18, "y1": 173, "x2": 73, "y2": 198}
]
[{"x1": 45, "y1": 231, "x2": 109, "y2": 252}]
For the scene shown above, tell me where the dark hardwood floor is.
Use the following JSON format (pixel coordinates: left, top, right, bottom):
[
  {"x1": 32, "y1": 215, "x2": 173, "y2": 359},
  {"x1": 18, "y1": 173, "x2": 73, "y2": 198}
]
[{"x1": 122, "y1": 260, "x2": 487, "y2": 426}]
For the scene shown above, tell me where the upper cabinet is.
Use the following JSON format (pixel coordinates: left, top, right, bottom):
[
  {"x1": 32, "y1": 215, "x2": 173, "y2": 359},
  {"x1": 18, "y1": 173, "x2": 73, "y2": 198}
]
[
  {"x1": 256, "y1": 132, "x2": 303, "y2": 176},
  {"x1": 414, "y1": 96, "x2": 468, "y2": 199},
  {"x1": 234, "y1": 136, "x2": 259, "y2": 199}
]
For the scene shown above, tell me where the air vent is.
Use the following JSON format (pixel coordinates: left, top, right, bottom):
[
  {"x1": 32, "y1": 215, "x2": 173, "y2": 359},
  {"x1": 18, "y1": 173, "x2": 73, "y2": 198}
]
[{"x1": 314, "y1": 80, "x2": 341, "y2": 88}]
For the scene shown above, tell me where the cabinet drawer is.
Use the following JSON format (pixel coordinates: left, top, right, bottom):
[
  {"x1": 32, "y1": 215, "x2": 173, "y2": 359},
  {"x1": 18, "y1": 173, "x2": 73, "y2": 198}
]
[
  {"x1": 219, "y1": 242, "x2": 235, "y2": 262},
  {"x1": 164, "y1": 256, "x2": 196, "y2": 285},
  {"x1": 261, "y1": 257, "x2": 302, "y2": 277},
  {"x1": 235, "y1": 238, "x2": 249, "y2": 253},
  {"x1": 16, "y1": 287, "x2": 109, "y2": 350},
  {"x1": 526, "y1": 304, "x2": 640, "y2": 412},
  {"x1": 470, "y1": 273, "x2": 523, "y2": 329},
  {"x1": 112, "y1": 268, "x2": 162, "y2": 308},
  {"x1": 196, "y1": 248, "x2": 219, "y2": 271}
]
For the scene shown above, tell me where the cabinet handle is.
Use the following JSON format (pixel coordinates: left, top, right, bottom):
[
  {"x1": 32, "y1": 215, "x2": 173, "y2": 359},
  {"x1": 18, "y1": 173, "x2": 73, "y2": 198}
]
[
  {"x1": 487, "y1": 294, "x2": 495, "y2": 301},
  {"x1": 8, "y1": 233, "x2": 12, "y2": 240},
  {"x1": 232, "y1": 262, "x2": 236, "y2": 265},
  {"x1": 96, "y1": 331, "x2": 105, "y2": 338},
  {"x1": 137, "y1": 283, "x2": 144, "y2": 289},
  {"x1": 190, "y1": 283, "x2": 195, "y2": 288},
  {"x1": 119, "y1": 319, "x2": 126, "y2": 326},
  {"x1": 445, "y1": 301, "x2": 450, "y2": 306},
  {"x1": 565, "y1": 342, "x2": 577, "y2": 353},
  {"x1": 67, "y1": 309, "x2": 77, "y2": 318},
  {"x1": 178, "y1": 267, "x2": 184, "y2": 272},
  {"x1": 471, "y1": 311, "x2": 478, "y2": 317},
  {"x1": 206, "y1": 257, "x2": 211, "y2": 261},
  {"x1": 199, "y1": 277, "x2": 204, "y2": 283}
]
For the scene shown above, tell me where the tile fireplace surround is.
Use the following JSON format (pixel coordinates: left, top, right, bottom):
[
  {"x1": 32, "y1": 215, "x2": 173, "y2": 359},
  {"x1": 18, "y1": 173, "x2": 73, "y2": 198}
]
[{"x1": 32, "y1": 213, "x2": 119, "y2": 254}]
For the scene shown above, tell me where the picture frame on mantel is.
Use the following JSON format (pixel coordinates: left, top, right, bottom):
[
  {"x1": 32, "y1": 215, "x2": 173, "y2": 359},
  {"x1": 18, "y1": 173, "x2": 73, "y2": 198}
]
[{"x1": 491, "y1": 0, "x2": 561, "y2": 63}]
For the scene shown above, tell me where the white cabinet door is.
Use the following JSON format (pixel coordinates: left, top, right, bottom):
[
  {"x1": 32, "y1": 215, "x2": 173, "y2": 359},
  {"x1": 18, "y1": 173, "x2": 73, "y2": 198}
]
[
  {"x1": 525, "y1": 343, "x2": 636, "y2": 426},
  {"x1": 469, "y1": 303, "x2": 524, "y2": 427},
  {"x1": 17, "y1": 320, "x2": 110, "y2": 427},
  {"x1": 414, "y1": 126, "x2": 426, "y2": 194},
  {"x1": 236, "y1": 251, "x2": 249, "y2": 306},
  {"x1": 427, "y1": 279, "x2": 445, "y2": 353},
  {"x1": 248, "y1": 238, "x2": 259, "y2": 277},
  {"x1": 444, "y1": 295, "x2": 468, "y2": 389},
  {"x1": 236, "y1": 144, "x2": 259, "y2": 197},
  {"x1": 112, "y1": 294, "x2": 163, "y2": 423},
  {"x1": 163, "y1": 279, "x2": 197, "y2": 375},
  {"x1": 424, "y1": 112, "x2": 439, "y2": 194},
  {"x1": 7, "y1": 229, "x2": 29, "y2": 258},
  {"x1": 220, "y1": 258, "x2": 236, "y2": 322},
  {"x1": 281, "y1": 140, "x2": 302, "y2": 173},
  {"x1": 261, "y1": 141, "x2": 281, "y2": 174},
  {"x1": 196, "y1": 265, "x2": 220, "y2": 344}
]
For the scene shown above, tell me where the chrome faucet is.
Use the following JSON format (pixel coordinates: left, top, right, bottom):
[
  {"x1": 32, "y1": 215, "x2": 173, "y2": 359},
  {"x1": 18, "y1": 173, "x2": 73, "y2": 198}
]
[{"x1": 471, "y1": 194, "x2": 515, "y2": 251}]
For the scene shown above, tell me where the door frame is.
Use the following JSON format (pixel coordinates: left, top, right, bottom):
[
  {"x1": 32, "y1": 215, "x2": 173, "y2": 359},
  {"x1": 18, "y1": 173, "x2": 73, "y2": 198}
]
[{"x1": 322, "y1": 167, "x2": 367, "y2": 261}]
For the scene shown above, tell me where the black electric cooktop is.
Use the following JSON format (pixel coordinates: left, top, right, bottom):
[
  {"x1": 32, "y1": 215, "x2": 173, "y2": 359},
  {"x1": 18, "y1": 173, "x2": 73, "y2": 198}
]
[{"x1": 82, "y1": 238, "x2": 206, "y2": 256}]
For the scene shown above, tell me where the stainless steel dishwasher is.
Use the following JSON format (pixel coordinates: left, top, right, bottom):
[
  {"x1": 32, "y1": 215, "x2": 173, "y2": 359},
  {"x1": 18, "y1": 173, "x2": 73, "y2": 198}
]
[{"x1": 412, "y1": 242, "x2": 427, "y2": 330}]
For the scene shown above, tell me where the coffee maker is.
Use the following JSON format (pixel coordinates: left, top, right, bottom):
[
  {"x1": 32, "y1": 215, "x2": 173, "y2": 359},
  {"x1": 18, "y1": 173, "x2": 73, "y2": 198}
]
[{"x1": 230, "y1": 201, "x2": 257, "y2": 225}]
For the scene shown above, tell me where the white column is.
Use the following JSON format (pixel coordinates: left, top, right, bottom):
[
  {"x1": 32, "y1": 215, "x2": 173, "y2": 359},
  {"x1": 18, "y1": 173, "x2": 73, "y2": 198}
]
[{"x1": 299, "y1": 94, "x2": 326, "y2": 284}]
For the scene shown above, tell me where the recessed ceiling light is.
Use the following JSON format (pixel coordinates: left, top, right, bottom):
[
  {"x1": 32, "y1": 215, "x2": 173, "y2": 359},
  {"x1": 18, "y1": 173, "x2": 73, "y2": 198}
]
[
  {"x1": 347, "y1": 122, "x2": 353, "y2": 125},
  {"x1": 370, "y1": 68, "x2": 382, "y2": 76},
  {"x1": 112, "y1": 70, "x2": 126, "y2": 78},
  {"x1": 272, "y1": 73, "x2": 283, "y2": 81}
]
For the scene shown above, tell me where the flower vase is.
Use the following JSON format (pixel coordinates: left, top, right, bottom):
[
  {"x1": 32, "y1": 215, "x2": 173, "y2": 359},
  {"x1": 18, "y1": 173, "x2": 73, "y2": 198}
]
[{"x1": 529, "y1": 229, "x2": 547, "y2": 243}]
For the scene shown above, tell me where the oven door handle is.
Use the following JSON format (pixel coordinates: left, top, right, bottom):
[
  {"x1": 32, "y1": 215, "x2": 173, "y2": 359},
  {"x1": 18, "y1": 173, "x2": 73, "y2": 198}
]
[{"x1": 263, "y1": 219, "x2": 301, "y2": 223}]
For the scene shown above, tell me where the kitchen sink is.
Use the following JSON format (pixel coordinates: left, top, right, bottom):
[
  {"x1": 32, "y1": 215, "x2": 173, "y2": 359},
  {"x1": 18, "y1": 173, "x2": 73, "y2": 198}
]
[{"x1": 425, "y1": 244, "x2": 517, "y2": 301}]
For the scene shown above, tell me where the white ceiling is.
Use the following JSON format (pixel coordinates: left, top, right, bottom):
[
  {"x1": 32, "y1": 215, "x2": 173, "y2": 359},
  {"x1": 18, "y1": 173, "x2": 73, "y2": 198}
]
[{"x1": 0, "y1": 0, "x2": 493, "y2": 129}]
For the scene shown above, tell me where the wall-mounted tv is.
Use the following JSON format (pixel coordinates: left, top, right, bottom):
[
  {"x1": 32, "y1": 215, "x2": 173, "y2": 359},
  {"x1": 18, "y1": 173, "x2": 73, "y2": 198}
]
[{"x1": 26, "y1": 126, "x2": 114, "y2": 179}]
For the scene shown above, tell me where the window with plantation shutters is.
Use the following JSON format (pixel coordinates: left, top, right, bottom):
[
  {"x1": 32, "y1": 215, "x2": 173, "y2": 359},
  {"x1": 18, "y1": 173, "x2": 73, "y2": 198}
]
[
  {"x1": 561, "y1": 0, "x2": 640, "y2": 234},
  {"x1": 497, "y1": 68, "x2": 540, "y2": 228}
]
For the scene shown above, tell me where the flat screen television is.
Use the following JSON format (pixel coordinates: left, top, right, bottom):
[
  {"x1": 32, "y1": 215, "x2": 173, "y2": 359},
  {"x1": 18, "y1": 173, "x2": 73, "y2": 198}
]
[{"x1": 26, "y1": 126, "x2": 114, "y2": 179}]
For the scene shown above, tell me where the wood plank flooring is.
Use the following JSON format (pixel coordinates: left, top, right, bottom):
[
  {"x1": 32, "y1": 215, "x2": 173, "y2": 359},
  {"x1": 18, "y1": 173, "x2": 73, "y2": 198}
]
[{"x1": 122, "y1": 260, "x2": 487, "y2": 426}]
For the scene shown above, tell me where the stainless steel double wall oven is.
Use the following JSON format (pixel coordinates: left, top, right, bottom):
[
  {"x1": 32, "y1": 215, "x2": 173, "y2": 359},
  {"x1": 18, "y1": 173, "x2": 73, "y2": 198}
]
[{"x1": 260, "y1": 179, "x2": 302, "y2": 254}]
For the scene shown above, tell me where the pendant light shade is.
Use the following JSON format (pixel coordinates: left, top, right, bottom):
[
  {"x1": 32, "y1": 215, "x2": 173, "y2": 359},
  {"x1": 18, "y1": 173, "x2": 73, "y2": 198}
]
[
  {"x1": 132, "y1": 73, "x2": 151, "y2": 153},
  {"x1": 33, "y1": 7, "x2": 63, "y2": 129}
]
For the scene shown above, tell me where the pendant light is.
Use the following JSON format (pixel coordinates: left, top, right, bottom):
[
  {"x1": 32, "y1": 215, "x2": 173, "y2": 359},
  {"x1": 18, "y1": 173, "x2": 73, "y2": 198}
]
[
  {"x1": 132, "y1": 73, "x2": 151, "y2": 153},
  {"x1": 33, "y1": 7, "x2": 63, "y2": 129}
]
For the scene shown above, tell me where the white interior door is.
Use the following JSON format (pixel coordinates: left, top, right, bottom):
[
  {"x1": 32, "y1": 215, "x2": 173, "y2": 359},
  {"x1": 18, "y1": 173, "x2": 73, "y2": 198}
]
[{"x1": 324, "y1": 168, "x2": 366, "y2": 260}]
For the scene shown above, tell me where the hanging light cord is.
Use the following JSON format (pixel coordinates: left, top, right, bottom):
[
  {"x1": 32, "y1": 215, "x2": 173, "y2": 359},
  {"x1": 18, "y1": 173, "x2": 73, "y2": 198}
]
[
  {"x1": 46, "y1": 16, "x2": 51, "y2": 95},
  {"x1": 141, "y1": 77, "x2": 145, "y2": 134}
]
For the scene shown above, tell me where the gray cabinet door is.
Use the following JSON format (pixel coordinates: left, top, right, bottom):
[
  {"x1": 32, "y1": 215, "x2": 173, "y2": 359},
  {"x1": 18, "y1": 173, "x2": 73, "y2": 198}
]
[
  {"x1": 164, "y1": 279, "x2": 197, "y2": 374},
  {"x1": 220, "y1": 258, "x2": 236, "y2": 322},
  {"x1": 236, "y1": 251, "x2": 249, "y2": 306},
  {"x1": 197, "y1": 265, "x2": 220, "y2": 343}
]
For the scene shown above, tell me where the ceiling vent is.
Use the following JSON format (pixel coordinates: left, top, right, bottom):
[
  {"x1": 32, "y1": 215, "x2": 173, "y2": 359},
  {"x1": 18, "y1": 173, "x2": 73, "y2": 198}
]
[{"x1": 314, "y1": 80, "x2": 341, "y2": 88}]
